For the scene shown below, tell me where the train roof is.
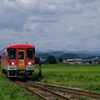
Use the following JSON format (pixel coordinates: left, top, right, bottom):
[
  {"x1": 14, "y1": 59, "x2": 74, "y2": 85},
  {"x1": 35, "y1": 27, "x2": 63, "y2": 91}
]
[{"x1": 7, "y1": 43, "x2": 35, "y2": 48}]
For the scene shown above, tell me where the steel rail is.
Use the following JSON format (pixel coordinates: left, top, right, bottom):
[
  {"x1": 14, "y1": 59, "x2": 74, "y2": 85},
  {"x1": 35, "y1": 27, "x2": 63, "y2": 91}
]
[
  {"x1": 15, "y1": 81, "x2": 48, "y2": 100},
  {"x1": 24, "y1": 86, "x2": 48, "y2": 100},
  {"x1": 27, "y1": 82, "x2": 71, "y2": 100},
  {"x1": 33, "y1": 81, "x2": 100, "y2": 99}
]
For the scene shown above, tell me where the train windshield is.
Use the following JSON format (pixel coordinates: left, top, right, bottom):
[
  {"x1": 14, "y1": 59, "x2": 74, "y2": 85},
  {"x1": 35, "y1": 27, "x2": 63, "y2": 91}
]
[
  {"x1": 7, "y1": 48, "x2": 16, "y2": 59},
  {"x1": 27, "y1": 48, "x2": 35, "y2": 59},
  {"x1": 19, "y1": 51, "x2": 24, "y2": 59}
]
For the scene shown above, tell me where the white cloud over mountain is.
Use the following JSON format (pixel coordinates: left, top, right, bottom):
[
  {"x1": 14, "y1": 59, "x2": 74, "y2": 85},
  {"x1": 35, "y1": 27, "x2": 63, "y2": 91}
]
[{"x1": 0, "y1": 0, "x2": 100, "y2": 51}]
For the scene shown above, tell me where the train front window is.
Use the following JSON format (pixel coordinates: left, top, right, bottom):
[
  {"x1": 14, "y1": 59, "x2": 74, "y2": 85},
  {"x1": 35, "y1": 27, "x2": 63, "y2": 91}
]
[
  {"x1": 27, "y1": 48, "x2": 35, "y2": 59},
  {"x1": 7, "y1": 48, "x2": 16, "y2": 59},
  {"x1": 19, "y1": 51, "x2": 24, "y2": 59}
]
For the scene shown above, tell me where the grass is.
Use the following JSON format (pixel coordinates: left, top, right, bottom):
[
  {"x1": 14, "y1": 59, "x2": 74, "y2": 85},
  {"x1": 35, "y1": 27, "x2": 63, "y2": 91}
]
[
  {"x1": 0, "y1": 64, "x2": 100, "y2": 100},
  {"x1": 0, "y1": 66, "x2": 34, "y2": 100},
  {"x1": 35, "y1": 64, "x2": 100, "y2": 93}
]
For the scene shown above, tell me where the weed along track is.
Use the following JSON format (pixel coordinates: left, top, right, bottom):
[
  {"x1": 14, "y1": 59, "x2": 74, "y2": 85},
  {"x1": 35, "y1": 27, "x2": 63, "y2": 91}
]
[{"x1": 14, "y1": 81, "x2": 100, "y2": 100}]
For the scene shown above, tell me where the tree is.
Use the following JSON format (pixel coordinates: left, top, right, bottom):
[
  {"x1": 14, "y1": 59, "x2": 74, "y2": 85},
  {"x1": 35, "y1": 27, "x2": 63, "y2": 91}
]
[
  {"x1": 46, "y1": 55, "x2": 57, "y2": 64},
  {"x1": 35, "y1": 57, "x2": 40, "y2": 64},
  {"x1": 58, "y1": 57, "x2": 63, "y2": 62}
]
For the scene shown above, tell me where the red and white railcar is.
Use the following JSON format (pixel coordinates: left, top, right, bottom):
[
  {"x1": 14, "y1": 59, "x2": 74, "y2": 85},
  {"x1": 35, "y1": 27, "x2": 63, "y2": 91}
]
[{"x1": 1, "y1": 43, "x2": 35, "y2": 78}]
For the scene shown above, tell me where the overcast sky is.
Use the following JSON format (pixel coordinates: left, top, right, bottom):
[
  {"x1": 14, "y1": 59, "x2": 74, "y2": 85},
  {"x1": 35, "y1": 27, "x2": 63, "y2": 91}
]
[{"x1": 0, "y1": 0, "x2": 100, "y2": 51}]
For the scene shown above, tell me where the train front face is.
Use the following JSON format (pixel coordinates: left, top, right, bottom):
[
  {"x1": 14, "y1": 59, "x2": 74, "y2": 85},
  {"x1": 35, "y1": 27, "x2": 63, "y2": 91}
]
[{"x1": 7, "y1": 44, "x2": 35, "y2": 77}]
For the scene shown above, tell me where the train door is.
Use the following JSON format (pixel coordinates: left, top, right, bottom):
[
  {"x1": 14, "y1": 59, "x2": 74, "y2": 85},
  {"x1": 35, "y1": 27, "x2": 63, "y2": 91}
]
[{"x1": 18, "y1": 50, "x2": 25, "y2": 69}]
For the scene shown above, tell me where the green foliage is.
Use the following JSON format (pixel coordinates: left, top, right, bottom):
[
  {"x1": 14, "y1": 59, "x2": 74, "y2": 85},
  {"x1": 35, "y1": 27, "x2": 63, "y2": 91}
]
[
  {"x1": 35, "y1": 64, "x2": 100, "y2": 92},
  {"x1": 0, "y1": 67, "x2": 33, "y2": 100},
  {"x1": 71, "y1": 95, "x2": 91, "y2": 100},
  {"x1": 58, "y1": 57, "x2": 63, "y2": 62},
  {"x1": 0, "y1": 65, "x2": 2, "y2": 70},
  {"x1": 46, "y1": 55, "x2": 57, "y2": 64}
]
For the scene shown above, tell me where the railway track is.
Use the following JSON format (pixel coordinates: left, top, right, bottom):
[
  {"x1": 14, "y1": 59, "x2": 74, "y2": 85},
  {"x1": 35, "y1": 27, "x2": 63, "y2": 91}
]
[
  {"x1": 33, "y1": 81, "x2": 100, "y2": 99},
  {"x1": 15, "y1": 81, "x2": 71, "y2": 100},
  {"x1": 15, "y1": 81, "x2": 100, "y2": 100}
]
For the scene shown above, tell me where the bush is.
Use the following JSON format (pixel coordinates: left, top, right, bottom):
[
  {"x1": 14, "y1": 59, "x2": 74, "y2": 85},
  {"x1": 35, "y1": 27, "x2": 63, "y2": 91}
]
[{"x1": 46, "y1": 55, "x2": 57, "y2": 64}]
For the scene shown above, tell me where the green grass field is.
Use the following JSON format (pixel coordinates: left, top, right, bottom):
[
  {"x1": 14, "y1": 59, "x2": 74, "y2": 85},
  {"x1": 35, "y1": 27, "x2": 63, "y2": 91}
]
[
  {"x1": 35, "y1": 64, "x2": 100, "y2": 93},
  {"x1": 0, "y1": 66, "x2": 34, "y2": 100},
  {"x1": 0, "y1": 64, "x2": 100, "y2": 100}
]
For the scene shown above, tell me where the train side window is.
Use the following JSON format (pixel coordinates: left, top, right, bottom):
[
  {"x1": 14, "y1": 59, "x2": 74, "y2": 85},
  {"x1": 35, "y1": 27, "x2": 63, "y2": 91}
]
[
  {"x1": 7, "y1": 48, "x2": 16, "y2": 59},
  {"x1": 27, "y1": 48, "x2": 35, "y2": 59}
]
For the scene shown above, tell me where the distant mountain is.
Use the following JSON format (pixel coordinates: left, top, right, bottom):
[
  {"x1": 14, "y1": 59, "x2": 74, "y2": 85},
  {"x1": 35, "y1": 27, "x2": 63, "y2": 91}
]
[
  {"x1": 37, "y1": 52, "x2": 79, "y2": 59},
  {"x1": 36, "y1": 50, "x2": 43, "y2": 53},
  {"x1": 76, "y1": 53, "x2": 90, "y2": 58},
  {"x1": 61, "y1": 50, "x2": 70, "y2": 53},
  {"x1": 60, "y1": 53, "x2": 79, "y2": 59},
  {"x1": 37, "y1": 53, "x2": 49, "y2": 58},
  {"x1": 45, "y1": 49, "x2": 55, "y2": 53},
  {"x1": 36, "y1": 49, "x2": 100, "y2": 59},
  {"x1": 78, "y1": 50, "x2": 100, "y2": 54},
  {"x1": 49, "y1": 51, "x2": 65, "y2": 57},
  {"x1": 44, "y1": 49, "x2": 100, "y2": 54}
]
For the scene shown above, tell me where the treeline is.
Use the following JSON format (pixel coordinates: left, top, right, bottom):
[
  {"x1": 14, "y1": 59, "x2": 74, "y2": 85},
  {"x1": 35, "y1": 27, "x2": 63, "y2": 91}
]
[{"x1": 35, "y1": 55, "x2": 63, "y2": 64}]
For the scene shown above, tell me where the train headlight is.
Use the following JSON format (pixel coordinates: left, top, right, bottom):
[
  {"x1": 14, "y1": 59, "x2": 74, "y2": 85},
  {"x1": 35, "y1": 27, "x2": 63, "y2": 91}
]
[
  {"x1": 28, "y1": 62, "x2": 31, "y2": 65},
  {"x1": 11, "y1": 62, "x2": 14, "y2": 65}
]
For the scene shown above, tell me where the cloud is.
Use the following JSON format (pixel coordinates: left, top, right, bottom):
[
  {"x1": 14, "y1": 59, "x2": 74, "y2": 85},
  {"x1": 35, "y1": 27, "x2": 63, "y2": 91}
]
[{"x1": 0, "y1": 0, "x2": 100, "y2": 51}]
